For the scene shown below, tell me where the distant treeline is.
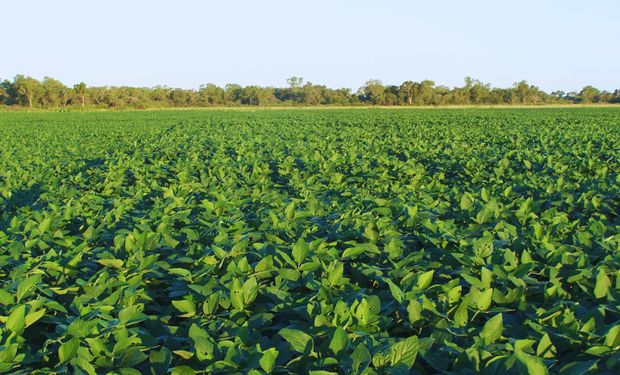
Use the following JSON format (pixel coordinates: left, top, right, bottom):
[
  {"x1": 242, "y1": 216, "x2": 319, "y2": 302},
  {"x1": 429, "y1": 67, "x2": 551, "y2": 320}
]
[{"x1": 1, "y1": 75, "x2": 619, "y2": 109}]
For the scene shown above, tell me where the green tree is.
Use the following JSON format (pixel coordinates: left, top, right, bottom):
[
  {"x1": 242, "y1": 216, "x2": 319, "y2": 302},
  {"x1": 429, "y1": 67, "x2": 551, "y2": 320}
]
[
  {"x1": 399, "y1": 81, "x2": 415, "y2": 105},
  {"x1": 578, "y1": 86, "x2": 600, "y2": 103},
  {"x1": 73, "y1": 82, "x2": 87, "y2": 108},
  {"x1": 13, "y1": 75, "x2": 43, "y2": 108},
  {"x1": 199, "y1": 84, "x2": 225, "y2": 105},
  {"x1": 42, "y1": 77, "x2": 69, "y2": 108},
  {"x1": 361, "y1": 80, "x2": 385, "y2": 105},
  {"x1": 302, "y1": 82, "x2": 322, "y2": 105},
  {"x1": 0, "y1": 79, "x2": 10, "y2": 105},
  {"x1": 225, "y1": 84, "x2": 243, "y2": 105},
  {"x1": 287, "y1": 76, "x2": 304, "y2": 89}
]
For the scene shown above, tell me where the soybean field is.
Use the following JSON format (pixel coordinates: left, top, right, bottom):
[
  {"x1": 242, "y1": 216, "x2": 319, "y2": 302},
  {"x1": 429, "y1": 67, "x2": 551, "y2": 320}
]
[{"x1": 0, "y1": 108, "x2": 619, "y2": 374}]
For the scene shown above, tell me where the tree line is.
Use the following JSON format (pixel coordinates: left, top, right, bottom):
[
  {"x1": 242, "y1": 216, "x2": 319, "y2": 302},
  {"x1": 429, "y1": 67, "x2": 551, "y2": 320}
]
[{"x1": 1, "y1": 75, "x2": 618, "y2": 109}]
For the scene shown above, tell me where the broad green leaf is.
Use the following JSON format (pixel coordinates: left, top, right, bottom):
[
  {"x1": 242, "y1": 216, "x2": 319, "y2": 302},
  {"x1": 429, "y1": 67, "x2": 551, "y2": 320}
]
[
  {"x1": 416, "y1": 270, "x2": 434, "y2": 290},
  {"x1": 59, "y1": 337, "x2": 80, "y2": 363},
  {"x1": 329, "y1": 326, "x2": 349, "y2": 356},
  {"x1": 448, "y1": 286, "x2": 462, "y2": 304},
  {"x1": 189, "y1": 323, "x2": 214, "y2": 361},
  {"x1": 120, "y1": 348, "x2": 148, "y2": 367},
  {"x1": 454, "y1": 300, "x2": 469, "y2": 327},
  {"x1": 97, "y1": 258, "x2": 124, "y2": 269},
  {"x1": 407, "y1": 299, "x2": 422, "y2": 323},
  {"x1": 171, "y1": 366, "x2": 196, "y2": 375},
  {"x1": 385, "y1": 279, "x2": 404, "y2": 304},
  {"x1": 150, "y1": 348, "x2": 172, "y2": 375},
  {"x1": 292, "y1": 238, "x2": 309, "y2": 265},
  {"x1": 16, "y1": 275, "x2": 41, "y2": 301},
  {"x1": 536, "y1": 333, "x2": 557, "y2": 359},
  {"x1": 279, "y1": 328, "x2": 314, "y2": 354},
  {"x1": 0, "y1": 289, "x2": 14, "y2": 305},
  {"x1": 230, "y1": 278, "x2": 245, "y2": 310},
  {"x1": 7, "y1": 304, "x2": 26, "y2": 334},
  {"x1": 605, "y1": 325, "x2": 620, "y2": 347},
  {"x1": 389, "y1": 336, "x2": 419, "y2": 368},
  {"x1": 171, "y1": 300, "x2": 196, "y2": 317},
  {"x1": 480, "y1": 313, "x2": 503, "y2": 344},
  {"x1": 351, "y1": 344, "x2": 371, "y2": 374},
  {"x1": 242, "y1": 276, "x2": 258, "y2": 305},
  {"x1": 594, "y1": 269, "x2": 611, "y2": 299},
  {"x1": 477, "y1": 288, "x2": 493, "y2": 311},
  {"x1": 25, "y1": 308, "x2": 46, "y2": 327},
  {"x1": 259, "y1": 348, "x2": 279, "y2": 372}
]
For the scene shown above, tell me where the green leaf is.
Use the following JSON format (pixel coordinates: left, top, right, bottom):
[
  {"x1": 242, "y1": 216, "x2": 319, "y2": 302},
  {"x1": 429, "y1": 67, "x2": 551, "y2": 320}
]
[
  {"x1": 477, "y1": 288, "x2": 493, "y2": 311},
  {"x1": 594, "y1": 269, "x2": 611, "y2": 299},
  {"x1": 389, "y1": 336, "x2": 419, "y2": 368},
  {"x1": 515, "y1": 345, "x2": 548, "y2": 375},
  {"x1": 171, "y1": 366, "x2": 196, "y2": 375},
  {"x1": 59, "y1": 337, "x2": 80, "y2": 363},
  {"x1": 454, "y1": 299, "x2": 469, "y2": 327},
  {"x1": 481, "y1": 187, "x2": 490, "y2": 202},
  {"x1": 480, "y1": 313, "x2": 503, "y2": 344},
  {"x1": 460, "y1": 193, "x2": 473, "y2": 210},
  {"x1": 355, "y1": 296, "x2": 381, "y2": 326},
  {"x1": 0, "y1": 289, "x2": 15, "y2": 305},
  {"x1": 259, "y1": 348, "x2": 279, "y2": 372},
  {"x1": 38, "y1": 216, "x2": 52, "y2": 233},
  {"x1": 559, "y1": 360, "x2": 598, "y2": 375},
  {"x1": 150, "y1": 347, "x2": 172, "y2": 375},
  {"x1": 171, "y1": 300, "x2": 196, "y2": 318},
  {"x1": 25, "y1": 308, "x2": 46, "y2": 327},
  {"x1": 605, "y1": 325, "x2": 620, "y2": 347},
  {"x1": 189, "y1": 323, "x2": 214, "y2": 361},
  {"x1": 7, "y1": 304, "x2": 26, "y2": 334},
  {"x1": 279, "y1": 328, "x2": 314, "y2": 354},
  {"x1": 16, "y1": 275, "x2": 41, "y2": 302},
  {"x1": 351, "y1": 344, "x2": 371, "y2": 374},
  {"x1": 285, "y1": 201, "x2": 296, "y2": 220},
  {"x1": 329, "y1": 326, "x2": 349, "y2": 356},
  {"x1": 536, "y1": 333, "x2": 557, "y2": 359},
  {"x1": 230, "y1": 278, "x2": 245, "y2": 310},
  {"x1": 292, "y1": 238, "x2": 309, "y2": 265},
  {"x1": 385, "y1": 279, "x2": 404, "y2": 304},
  {"x1": 97, "y1": 258, "x2": 124, "y2": 269},
  {"x1": 448, "y1": 286, "x2": 462, "y2": 304},
  {"x1": 342, "y1": 245, "x2": 368, "y2": 259},
  {"x1": 73, "y1": 356, "x2": 97, "y2": 375},
  {"x1": 120, "y1": 348, "x2": 148, "y2": 367},
  {"x1": 416, "y1": 270, "x2": 434, "y2": 290},
  {"x1": 172, "y1": 350, "x2": 194, "y2": 360},
  {"x1": 242, "y1": 276, "x2": 258, "y2": 305},
  {"x1": 407, "y1": 299, "x2": 422, "y2": 323}
]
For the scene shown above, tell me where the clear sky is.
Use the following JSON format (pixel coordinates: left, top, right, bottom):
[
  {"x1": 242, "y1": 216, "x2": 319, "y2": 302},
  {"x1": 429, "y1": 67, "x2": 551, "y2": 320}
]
[{"x1": 2, "y1": 0, "x2": 619, "y2": 92}]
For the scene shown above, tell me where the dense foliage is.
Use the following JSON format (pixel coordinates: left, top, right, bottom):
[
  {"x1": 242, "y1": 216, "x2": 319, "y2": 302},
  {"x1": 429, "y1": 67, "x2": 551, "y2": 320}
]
[
  {"x1": 0, "y1": 108, "x2": 619, "y2": 374},
  {"x1": 1, "y1": 75, "x2": 620, "y2": 109}
]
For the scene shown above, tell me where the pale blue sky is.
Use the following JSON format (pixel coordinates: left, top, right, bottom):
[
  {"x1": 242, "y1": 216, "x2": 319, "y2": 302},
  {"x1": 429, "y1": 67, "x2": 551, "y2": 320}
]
[{"x1": 2, "y1": 0, "x2": 619, "y2": 92}]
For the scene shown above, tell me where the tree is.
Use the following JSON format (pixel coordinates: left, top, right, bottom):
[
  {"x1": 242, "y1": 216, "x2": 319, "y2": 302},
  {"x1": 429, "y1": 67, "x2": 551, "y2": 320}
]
[
  {"x1": 88, "y1": 87, "x2": 110, "y2": 107},
  {"x1": 578, "y1": 86, "x2": 600, "y2": 103},
  {"x1": 361, "y1": 80, "x2": 385, "y2": 105},
  {"x1": 225, "y1": 84, "x2": 243, "y2": 105},
  {"x1": 399, "y1": 81, "x2": 415, "y2": 104},
  {"x1": 198, "y1": 83, "x2": 225, "y2": 105},
  {"x1": 469, "y1": 79, "x2": 491, "y2": 104},
  {"x1": 512, "y1": 81, "x2": 544, "y2": 104},
  {"x1": 42, "y1": 77, "x2": 69, "y2": 107},
  {"x1": 73, "y1": 82, "x2": 87, "y2": 108},
  {"x1": 13, "y1": 75, "x2": 43, "y2": 108},
  {"x1": 302, "y1": 82, "x2": 322, "y2": 105},
  {"x1": 0, "y1": 79, "x2": 10, "y2": 105},
  {"x1": 287, "y1": 76, "x2": 304, "y2": 89}
]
